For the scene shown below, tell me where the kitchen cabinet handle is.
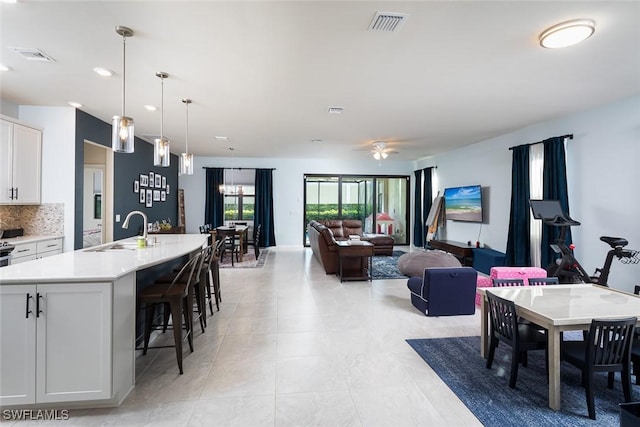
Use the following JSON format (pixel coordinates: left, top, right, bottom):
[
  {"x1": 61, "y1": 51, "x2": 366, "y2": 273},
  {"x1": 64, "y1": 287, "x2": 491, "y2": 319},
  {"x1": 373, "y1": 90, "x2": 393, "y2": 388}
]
[
  {"x1": 46, "y1": 244, "x2": 56, "y2": 248},
  {"x1": 14, "y1": 187, "x2": 18, "y2": 200},
  {"x1": 36, "y1": 293, "x2": 43, "y2": 317},
  {"x1": 8, "y1": 188, "x2": 13, "y2": 200},
  {"x1": 16, "y1": 249, "x2": 29, "y2": 253},
  {"x1": 25, "y1": 293, "x2": 33, "y2": 318}
]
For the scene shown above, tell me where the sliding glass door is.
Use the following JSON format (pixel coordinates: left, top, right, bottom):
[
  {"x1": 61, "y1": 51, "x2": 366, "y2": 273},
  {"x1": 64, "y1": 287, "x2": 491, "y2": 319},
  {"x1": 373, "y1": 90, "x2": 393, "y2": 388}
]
[{"x1": 304, "y1": 174, "x2": 409, "y2": 246}]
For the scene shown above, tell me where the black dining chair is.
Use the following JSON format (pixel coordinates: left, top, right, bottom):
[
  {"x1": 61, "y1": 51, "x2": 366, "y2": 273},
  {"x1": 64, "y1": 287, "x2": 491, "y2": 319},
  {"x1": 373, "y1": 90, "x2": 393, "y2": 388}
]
[
  {"x1": 492, "y1": 278, "x2": 525, "y2": 287},
  {"x1": 528, "y1": 277, "x2": 560, "y2": 286},
  {"x1": 562, "y1": 317, "x2": 636, "y2": 420},
  {"x1": 249, "y1": 224, "x2": 261, "y2": 258},
  {"x1": 216, "y1": 227, "x2": 239, "y2": 266},
  {"x1": 486, "y1": 291, "x2": 547, "y2": 388}
]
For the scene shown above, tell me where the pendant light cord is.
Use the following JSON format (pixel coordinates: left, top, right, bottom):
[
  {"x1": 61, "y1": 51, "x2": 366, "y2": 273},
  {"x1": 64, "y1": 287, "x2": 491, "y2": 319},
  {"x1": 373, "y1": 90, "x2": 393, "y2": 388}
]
[
  {"x1": 160, "y1": 76, "x2": 164, "y2": 139},
  {"x1": 185, "y1": 101, "x2": 189, "y2": 153},
  {"x1": 121, "y1": 35, "x2": 126, "y2": 117}
]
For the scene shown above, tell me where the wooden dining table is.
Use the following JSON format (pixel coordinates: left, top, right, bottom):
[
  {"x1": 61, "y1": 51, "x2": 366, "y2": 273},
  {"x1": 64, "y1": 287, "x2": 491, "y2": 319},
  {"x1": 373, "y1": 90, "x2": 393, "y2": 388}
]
[
  {"x1": 210, "y1": 225, "x2": 249, "y2": 262},
  {"x1": 477, "y1": 284, "x2": 640, "y2": 411}
]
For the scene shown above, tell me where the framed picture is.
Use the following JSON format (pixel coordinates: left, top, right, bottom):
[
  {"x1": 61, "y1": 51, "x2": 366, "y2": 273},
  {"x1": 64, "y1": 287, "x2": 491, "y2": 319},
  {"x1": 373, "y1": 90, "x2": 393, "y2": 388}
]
[
  {"x1": 153, "y1": 190, "x2": 160, "y2": 201},
  {"x1": 166, "y1": 184, "x2": 170, "y2": 194},
  {"x1": 139, "y1": 189, "x2": 145, "y2": 204},
  {"x1": 162, "y1": 176, "x2": 166, "y2": 188},
  {"x1": 140, "y1": 174, "x2": 148, "y2": 187},
  {"x1": 155, "y1": 174, "x2": 162, "y2": 188},
  {"x1": 161, "y1": 191, "x2": 166, "y2": 201},
  {"x1": 149, "y1": 172, "x2": 155, "y2": 188},
  {"x1": 146, "y1": 189, "x2": 153, "y2": 207},
  {"x1": 133, "y1": 180, "x2": 139, "y2": 193}
]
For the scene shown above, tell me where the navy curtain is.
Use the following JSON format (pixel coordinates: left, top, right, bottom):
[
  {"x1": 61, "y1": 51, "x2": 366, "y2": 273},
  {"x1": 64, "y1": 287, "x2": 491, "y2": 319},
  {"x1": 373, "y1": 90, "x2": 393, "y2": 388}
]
[
  {"x1": 541, "y1": 137, "x2": 571, "y2": 268},
  {"x1": 204, "y1": 168, "x2": 225, "y2": 227},
  {"x1": 255, "y1": 169, "x2": 276, "y2": 247},
  {"x1": 412, "y1": 170, "x2": 423, "y2": 247},
  {"x1": 422, "y1": 167, "x2": 433, "y2": 245},
  {"x1": 505, "y1": 145, "x2": 531, "y2": 266}
]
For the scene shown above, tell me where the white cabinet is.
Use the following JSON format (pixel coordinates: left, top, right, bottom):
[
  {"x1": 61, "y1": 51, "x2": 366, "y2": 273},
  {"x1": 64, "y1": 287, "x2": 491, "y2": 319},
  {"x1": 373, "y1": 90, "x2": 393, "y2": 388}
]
[
  {"x1": 0, "y1": 282, "x2": 112, "y2": 406},
  {"x1": 35, "y1": 237, "x2": 63, "y2": 259},
  {"x1": 0, "y1": 118, "x2": 42, "y2": 205}
]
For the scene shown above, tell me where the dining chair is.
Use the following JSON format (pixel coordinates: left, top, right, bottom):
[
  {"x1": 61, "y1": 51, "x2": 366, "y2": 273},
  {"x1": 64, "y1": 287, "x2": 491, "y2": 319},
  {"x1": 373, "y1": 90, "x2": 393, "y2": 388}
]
[
  {"x1": 137, "y1": 252, "x2": 201, "y2": 374},
  {"x1": 249, "y1": 224, "x2": 262, "y2": 258},
  {"x1": 630, "y1": 286, "x2": 640, "y2": 384},
  {"x1": 528, "y1": 277, "x2": 560, "y2": 286},
  {"x1": 216, "y1": 227, "x2": 239, "y2": 266},
  {"x1": 492, "y1": 278, "x2": 525, "y2": 287},
  {"x1": 204, "y1": 239, "x2": 224, "y2": 314},
  {"x1": 561, "y1": 317, "x2": 637, "y2": 420},
  {"x1": 485, "y1": 291, "x2": 547, "y2": 388}
]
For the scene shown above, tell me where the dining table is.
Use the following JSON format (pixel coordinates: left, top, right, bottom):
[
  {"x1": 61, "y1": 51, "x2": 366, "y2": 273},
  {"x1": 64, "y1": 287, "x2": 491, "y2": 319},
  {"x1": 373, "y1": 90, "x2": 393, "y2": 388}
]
[
  {"x1": 477, "y1": 283, "x2": 640, "y2": 411},
  {"x1": 210, "y1": 225, "x2": 249, "y2": 262}
]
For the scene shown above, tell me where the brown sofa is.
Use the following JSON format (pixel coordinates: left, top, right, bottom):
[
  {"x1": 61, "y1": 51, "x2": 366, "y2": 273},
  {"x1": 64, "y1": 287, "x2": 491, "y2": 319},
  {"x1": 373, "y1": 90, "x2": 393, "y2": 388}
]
[{"x1": 307, "y1": 220, "x2": 394, "y2": 274}]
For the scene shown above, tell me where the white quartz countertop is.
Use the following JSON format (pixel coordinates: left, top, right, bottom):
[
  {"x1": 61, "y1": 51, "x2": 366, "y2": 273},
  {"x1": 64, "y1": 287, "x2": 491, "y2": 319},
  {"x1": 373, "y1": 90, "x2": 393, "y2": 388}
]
[
  {"x1": 0, "y1": 234, "x2": 208, "y2": 284},
  {"x1": 0, "y1": 234, "x2": 63, "y2": 245}
]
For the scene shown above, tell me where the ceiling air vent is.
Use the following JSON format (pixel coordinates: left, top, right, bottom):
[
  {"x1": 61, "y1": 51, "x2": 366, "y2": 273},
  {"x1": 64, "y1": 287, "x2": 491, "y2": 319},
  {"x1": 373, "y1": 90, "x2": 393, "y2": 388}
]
[
  {"x1": 10, "y1": 47, "x2": 55, "y2": 62},
  {"x1": 327, "y1": 107, "x2": 344, "y2": 114},
  {"x1": 368, "y1": 12, "x2": 409, "y2": 32}
]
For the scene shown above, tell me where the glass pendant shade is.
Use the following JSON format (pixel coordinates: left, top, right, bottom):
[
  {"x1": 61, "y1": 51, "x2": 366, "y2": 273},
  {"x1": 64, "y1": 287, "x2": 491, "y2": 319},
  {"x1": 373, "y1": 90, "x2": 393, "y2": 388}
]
[
  {"x1": 179, "y1": 153, "x2": 193, "y2": 175},
  {"x1": 112, "y1": 116, "x2": 135, "y2": 153},
  {"x1": 112, "y1": 26, "x2": 135, "y2": 153},
  {"x1": 154, "y1": 137, "x2": 170, "y2": 167}
]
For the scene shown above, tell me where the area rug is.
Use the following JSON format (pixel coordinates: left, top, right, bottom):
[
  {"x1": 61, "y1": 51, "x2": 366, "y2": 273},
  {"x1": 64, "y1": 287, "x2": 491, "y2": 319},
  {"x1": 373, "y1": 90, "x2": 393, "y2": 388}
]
[
  {"x1": 219, "y1": 249, "x2": 268, "y2": 268},
  {"x1": 406, "y1": 336, "x2": 625, "y2": 426},
  {"x1": 372, "y1": 250, "x2": 409, "y2": 280}
]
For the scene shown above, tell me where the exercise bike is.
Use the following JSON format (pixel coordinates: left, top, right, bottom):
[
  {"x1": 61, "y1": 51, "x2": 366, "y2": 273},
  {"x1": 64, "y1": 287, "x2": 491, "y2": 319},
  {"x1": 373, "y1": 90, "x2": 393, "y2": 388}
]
[{"x1": 530, "y1": 200, "x2": 639, "y2": 285}]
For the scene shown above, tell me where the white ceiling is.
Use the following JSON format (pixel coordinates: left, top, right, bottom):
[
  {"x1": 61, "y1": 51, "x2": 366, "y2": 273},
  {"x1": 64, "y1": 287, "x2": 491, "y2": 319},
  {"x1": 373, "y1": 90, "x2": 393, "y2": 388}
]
[{"x1": 1, "y1": 1, "x2": 639, "y2": 161}]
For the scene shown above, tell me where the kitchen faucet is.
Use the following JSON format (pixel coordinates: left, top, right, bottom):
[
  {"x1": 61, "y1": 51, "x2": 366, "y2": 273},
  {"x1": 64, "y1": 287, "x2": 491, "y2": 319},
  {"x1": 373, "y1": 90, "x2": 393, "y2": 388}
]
[{"x1": 122, "y1": 210, "x2": 148, "y2": 244}]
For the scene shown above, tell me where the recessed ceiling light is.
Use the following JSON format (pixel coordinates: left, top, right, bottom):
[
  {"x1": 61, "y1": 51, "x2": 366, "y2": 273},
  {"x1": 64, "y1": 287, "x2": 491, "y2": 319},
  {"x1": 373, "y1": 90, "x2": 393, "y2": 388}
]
[
  {"x1": 328, "y1": 107, "x2": 344, "y2": 114},
  {"x1": 215, "y1": 136, "x2": 230, "y2": 141},
  {"x1": 68, "y1": 102, "x2": 82, "y2": 108},
  {"x1": 93, "y1": 67, "x2": 113, "y2": 77},
  {"x1": 2, "y1": 0, "x2": 18, "y2": 4},
  {"x1": 144, "y1": 105, "x2": 157, "y2": 111},
  {"x1": 0, "y1": 64, "x2": 11, "y2": 71},
  {"x1": 539, "y1": 19, "x2": 595, "y2": 49}
]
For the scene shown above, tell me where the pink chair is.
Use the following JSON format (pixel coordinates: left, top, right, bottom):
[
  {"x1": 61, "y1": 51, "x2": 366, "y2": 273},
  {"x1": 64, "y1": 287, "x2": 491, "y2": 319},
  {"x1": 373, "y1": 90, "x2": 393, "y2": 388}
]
[{"x1": 475, "y1": 267, "x2": 547, "y2": 306}]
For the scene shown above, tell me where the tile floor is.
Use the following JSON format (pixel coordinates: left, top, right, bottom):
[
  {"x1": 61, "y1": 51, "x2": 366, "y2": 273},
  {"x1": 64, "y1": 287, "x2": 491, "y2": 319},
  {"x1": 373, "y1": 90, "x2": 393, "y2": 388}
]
[{"x1": 4, "y1": 247, "x2": 482, "y2": 426}]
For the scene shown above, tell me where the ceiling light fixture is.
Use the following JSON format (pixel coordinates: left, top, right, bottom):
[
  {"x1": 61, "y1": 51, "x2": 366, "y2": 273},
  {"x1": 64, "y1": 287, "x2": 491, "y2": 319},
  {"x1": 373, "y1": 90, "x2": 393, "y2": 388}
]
[
  {"x1": 0, "y1": 65, "x2": 11, "y2": 72},
  {"x1": 539, "y1": 19, "x2": 595, "y2": 49},
  {"x1": 68, "y1": 101, "x2": 82, "y2": 108},
  {"x1": 93, "y1": 67, "x2": 113, "y2": 77},
  {"x1": 219, "y1": 147, "x2": 241, "y2": 194},
  {"x1": 179, "y1": 99, "x2": 193, "y2": 175},
  {"x1": 372, "y1": 141, "x2": 389, "y2": 161},
  {"x1": 144, "y1": 105, "x2": 157, "y2": 112},
  {"x1": 112, "y1": 26, "x2": 135, "y2": 153},
  {"x1": 154, "y1": 72, "x2": 170, "y2": 167}
]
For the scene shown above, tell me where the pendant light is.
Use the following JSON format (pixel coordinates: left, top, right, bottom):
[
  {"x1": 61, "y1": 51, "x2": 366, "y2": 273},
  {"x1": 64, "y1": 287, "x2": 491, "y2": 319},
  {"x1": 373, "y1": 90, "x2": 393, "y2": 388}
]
[
  {"x1": 154, "y1": 71, "x2": 170, "y2": 167},
  {"x1": 112, "y1": 26, "x2": 135, "y2": 153},
  {"x1": 179, "y1": 99, "x2": 194, "y2": 175}
]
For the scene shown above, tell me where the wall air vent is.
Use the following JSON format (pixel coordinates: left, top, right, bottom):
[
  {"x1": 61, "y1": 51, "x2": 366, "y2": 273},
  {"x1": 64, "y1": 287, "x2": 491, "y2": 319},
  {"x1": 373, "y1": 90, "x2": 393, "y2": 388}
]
[
  {"x1": 10, "y1": 47, "x2": 55, "y2": 62},
  {"x1": 327, "y1": 107, "x2": 344, "y2": 114},
  {"x1": 368, "y1": 12, "x2": 409, "y2": 32}
]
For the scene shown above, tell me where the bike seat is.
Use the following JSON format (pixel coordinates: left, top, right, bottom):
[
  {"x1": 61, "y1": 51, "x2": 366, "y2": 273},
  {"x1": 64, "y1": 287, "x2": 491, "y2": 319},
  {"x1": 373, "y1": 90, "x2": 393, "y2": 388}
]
[{"x1": 600, "y1": 236, "x2": 628, "y2": 248}]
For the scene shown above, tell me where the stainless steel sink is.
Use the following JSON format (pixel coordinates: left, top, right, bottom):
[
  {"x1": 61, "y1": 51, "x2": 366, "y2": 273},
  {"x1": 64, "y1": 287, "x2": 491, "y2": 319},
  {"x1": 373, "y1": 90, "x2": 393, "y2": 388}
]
[{"x1": 85, "y1": 242, "x2": 139, "y2": 252}]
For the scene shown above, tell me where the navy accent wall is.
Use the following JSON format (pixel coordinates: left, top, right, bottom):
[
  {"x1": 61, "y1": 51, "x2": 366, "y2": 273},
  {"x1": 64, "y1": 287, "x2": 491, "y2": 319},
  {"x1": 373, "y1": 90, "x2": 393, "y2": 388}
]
[{"x1": 74, "y1": 110, "x2": 179, "y2": 249}]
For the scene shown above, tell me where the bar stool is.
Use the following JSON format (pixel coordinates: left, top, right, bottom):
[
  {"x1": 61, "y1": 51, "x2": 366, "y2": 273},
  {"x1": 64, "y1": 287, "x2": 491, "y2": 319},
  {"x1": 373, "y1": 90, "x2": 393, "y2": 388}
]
[{"x1": 137, "y1": 252, "x2": 201, "y2": 374}]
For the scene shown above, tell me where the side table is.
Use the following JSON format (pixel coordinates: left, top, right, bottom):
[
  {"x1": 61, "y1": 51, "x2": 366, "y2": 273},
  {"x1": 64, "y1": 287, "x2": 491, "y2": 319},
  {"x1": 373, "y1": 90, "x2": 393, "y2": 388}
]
[{"x1": 336, "y1": 241, "x2": 374, "y2": 282}]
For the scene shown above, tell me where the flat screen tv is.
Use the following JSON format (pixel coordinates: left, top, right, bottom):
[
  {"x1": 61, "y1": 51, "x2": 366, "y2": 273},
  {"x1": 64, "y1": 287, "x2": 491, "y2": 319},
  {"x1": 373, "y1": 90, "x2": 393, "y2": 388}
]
[{"x1": 443, "y1": 185, "x2": 483, "y2": 222}]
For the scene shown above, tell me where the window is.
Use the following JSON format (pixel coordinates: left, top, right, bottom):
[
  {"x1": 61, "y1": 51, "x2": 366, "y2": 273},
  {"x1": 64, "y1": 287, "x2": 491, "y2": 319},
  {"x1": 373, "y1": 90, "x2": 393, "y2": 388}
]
[
  {"x1": 303, "y1": 174, "x2": 409, "y2": 245},
  {"x1": 223, "y1": 169, "x2": 255, "y2": 221}
]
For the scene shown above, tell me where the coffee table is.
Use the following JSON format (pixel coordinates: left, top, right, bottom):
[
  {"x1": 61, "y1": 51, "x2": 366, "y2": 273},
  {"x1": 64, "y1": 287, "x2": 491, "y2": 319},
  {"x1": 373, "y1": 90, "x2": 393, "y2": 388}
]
[{"x1": 336, "y1": 241, "x2": 374, "y2": 282}]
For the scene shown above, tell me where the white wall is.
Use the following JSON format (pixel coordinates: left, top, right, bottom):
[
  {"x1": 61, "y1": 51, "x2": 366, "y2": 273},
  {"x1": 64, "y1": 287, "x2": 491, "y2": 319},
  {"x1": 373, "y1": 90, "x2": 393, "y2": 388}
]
[
  {"x1": 415, "y1": 95, "x2": 640, "y2": 291},
  {"x1": 179, "y1": 157, "x2": 413, "y2": 246},
  {"x1": 19, "y1": 106, "x2": 76, "y2": 252}
]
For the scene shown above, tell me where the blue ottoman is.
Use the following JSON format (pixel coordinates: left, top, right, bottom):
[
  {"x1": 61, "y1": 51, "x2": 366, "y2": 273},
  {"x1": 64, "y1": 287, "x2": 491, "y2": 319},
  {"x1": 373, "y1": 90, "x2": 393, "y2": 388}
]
[{"x1": 472, "y1": 248, "x2": 506, "y2": 275}]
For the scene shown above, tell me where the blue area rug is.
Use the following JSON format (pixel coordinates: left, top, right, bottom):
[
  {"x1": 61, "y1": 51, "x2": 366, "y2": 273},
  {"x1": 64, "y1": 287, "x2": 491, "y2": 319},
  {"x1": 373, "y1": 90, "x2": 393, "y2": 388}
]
[
  {"x1": 372, "y1": 250, "x2": 408, "y2": 280},
  {"x1": 407, "y1": 336, "x2": 628, "y2": 426}
]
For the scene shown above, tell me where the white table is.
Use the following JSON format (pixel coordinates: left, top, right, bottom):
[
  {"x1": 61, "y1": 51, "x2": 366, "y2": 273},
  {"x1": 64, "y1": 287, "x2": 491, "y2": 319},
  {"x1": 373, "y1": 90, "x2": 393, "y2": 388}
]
[{"x1": 478, "y1": 284, "x2": 640, "y2": 410}]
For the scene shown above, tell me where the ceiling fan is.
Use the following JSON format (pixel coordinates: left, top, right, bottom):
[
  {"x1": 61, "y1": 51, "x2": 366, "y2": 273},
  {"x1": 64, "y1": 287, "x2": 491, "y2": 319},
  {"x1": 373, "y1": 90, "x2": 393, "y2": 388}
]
[{"x1": 371, "y1": 141, "x2": 398, "y2": 160}]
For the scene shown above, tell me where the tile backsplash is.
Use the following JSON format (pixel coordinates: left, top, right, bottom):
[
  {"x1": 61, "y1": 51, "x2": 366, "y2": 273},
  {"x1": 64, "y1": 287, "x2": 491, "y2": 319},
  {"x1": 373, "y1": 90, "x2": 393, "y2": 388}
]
[{"x1": 0, "y1": 203, "x2": 64, "y2": 236}]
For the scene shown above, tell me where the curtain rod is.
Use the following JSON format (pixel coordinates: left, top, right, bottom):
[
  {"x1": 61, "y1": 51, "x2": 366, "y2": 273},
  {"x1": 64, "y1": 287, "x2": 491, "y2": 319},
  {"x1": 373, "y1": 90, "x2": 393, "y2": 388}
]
[
  {"x1": 508, "y1": 134, "x2": 573, "y2": 151},
  {"x1": 202, "y1": 167, "x2": 276, "y2": 170}
]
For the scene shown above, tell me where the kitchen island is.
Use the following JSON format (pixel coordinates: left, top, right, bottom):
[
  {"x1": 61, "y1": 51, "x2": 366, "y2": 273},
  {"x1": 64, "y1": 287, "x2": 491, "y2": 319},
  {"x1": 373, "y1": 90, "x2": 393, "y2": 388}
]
[{"x1": 0, "y1": 234, "x2": 208, "y2": 409}]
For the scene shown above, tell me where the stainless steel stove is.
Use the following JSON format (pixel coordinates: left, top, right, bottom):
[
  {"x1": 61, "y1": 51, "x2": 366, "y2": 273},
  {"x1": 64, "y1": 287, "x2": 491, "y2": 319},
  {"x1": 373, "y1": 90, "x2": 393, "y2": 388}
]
[{"x1": 0, "y1": 241, "x2": 15, "y2": 267}]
